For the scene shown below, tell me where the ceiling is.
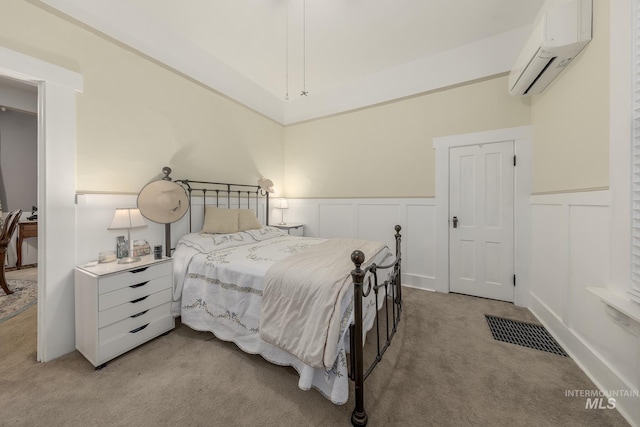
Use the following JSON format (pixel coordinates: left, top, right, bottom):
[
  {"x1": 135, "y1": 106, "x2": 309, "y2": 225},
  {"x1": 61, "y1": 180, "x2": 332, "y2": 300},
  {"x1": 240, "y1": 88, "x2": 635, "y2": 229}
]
[{"x1": 38, "y1": 0, "x2": 546, "y2": 124}]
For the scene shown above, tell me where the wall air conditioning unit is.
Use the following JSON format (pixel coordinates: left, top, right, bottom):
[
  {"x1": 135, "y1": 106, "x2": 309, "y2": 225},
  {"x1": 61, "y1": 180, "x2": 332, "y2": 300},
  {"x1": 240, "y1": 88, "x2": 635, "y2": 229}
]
[{"x1": 508, "y1": 0, "x2": 592, "y2": 96}]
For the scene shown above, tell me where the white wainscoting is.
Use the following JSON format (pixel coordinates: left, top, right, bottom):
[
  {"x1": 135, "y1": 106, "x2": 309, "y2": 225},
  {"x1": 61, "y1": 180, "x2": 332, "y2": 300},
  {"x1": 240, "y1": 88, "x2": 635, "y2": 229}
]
[
  {"x1": 76, "y1": 195, "x2": 437, "y2": 291},
  {"x1": 76, "y1": 193, "x2": 269, "y2": 263},
  {"x1": 530, "y1": 190, "x2": 640, "y2": 425},
  {"x1": 284, "y1": 198, "x2": 436, "y2": 291}
]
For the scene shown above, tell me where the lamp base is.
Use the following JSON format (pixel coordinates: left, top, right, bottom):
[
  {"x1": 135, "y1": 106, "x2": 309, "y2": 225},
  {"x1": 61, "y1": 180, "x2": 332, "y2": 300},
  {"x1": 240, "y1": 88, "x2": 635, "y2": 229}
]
[
  {"x1": 117, "y1": 256, "x2": 141, "y2": 264},
  {"x1": 279, "y1": 222, "x2": 287, "y2": 225}
]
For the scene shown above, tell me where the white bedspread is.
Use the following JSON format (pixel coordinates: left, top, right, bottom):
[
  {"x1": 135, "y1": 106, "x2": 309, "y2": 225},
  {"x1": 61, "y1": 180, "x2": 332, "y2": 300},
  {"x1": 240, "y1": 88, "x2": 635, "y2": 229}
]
[{"x1": 172, "y1": 226, "x2": 393, "y2": 404}]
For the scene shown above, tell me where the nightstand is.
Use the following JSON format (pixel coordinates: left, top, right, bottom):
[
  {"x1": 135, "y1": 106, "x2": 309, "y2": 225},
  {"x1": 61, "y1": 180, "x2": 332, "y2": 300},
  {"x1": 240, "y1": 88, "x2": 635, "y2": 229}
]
[
  {"x1": 272, "y1": 223, "x2": 304, "y2": 236},
  {"x1": 74, "y1": 255, "x2": 174, "y2": 368}
]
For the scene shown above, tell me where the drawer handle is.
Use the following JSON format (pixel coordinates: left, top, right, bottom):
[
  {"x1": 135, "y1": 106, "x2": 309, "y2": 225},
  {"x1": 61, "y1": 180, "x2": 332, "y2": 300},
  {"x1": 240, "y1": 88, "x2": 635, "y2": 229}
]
[
  {"x1": 130, "y1": 296, "x2": 149, "y2": 304},
  {"x1": 130, "y1": 267, "x2": 149, "y2": 274},
  {"x1": 129, "y1": 323, "x2": 149, "y2": 334},
  {"x1": 131, "y1": 310, "x2": 149, "y2": 318},
  {"x1": 130, "y1": 281, "x2": 149, "y2": 289}
]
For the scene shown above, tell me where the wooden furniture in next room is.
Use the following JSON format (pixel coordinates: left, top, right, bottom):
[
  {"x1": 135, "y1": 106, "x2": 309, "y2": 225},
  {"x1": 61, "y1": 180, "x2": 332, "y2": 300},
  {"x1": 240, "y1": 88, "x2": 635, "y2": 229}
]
[
  {"x1": 17, "y1": 220, "x2": 37, "y2": 269},
  {"x1": 1, "y1": 210, "x2": 22, "y2": 295}
]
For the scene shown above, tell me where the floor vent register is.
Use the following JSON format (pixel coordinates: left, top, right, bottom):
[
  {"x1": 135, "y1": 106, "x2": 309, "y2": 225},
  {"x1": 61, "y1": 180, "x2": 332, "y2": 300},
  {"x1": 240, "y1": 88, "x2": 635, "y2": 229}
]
[{"x1": 485, "y1": 314, "x2": 569, "y2": 357}]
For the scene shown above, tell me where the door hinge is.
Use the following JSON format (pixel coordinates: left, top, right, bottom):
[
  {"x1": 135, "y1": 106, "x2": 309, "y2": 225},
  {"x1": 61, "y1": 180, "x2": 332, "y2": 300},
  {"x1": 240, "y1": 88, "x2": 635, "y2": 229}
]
[
  {"x1": 513, "y1": 155, "x2": 517, "y2": 167},
  {"x1": 513, "y1": 274, "x2": 517, "y2": 286}
]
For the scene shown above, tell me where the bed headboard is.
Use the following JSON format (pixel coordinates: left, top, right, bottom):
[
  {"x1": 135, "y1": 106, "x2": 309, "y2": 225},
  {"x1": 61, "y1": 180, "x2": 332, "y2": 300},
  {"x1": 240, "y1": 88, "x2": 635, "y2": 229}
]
[{"x1": 161, "y1": 166, "x2": 270, "y2": 255}]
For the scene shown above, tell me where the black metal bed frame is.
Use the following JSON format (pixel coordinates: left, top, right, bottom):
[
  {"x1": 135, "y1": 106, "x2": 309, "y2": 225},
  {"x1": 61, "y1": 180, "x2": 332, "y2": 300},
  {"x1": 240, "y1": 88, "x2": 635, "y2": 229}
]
[
  {"x1": 159, "y1": 167, "x2": 269, "y2": 254},
  {"x1": 349, "y1": 225, "x2": 403, "y2": 426},
  {"x1": 173, "y1": 179, "x2": 269, "y2": 231},
  {"x1": 162, "y1": 168, "x2": 403, "y2": 427}
]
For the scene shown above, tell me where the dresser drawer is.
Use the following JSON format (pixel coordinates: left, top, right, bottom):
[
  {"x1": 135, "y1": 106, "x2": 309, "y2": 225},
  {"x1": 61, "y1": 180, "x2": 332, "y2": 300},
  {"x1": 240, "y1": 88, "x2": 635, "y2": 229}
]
[
  {"x1": 98, "y1": 261, "x2": 172, "y2": 294},
  {"x1": 99, "y1": 288, "x2": 172, "y2": 328},
  {"x1": 96, "y1": 315, "x2": 174, "y2": 364},
  {"x1": 99, "y1": 303, "x2": 171, "y2": 345},
  {"x1": 99, "y1": 276, "x2": 171, "y2": 311}
]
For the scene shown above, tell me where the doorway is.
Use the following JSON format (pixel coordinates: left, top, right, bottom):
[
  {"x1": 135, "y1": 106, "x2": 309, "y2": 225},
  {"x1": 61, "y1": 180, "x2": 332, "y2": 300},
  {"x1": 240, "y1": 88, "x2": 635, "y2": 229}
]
[
  {"x1": 0, "y1": 77, "x2": 38, "y2": 268},
  {"x1": 433, "y1": 126, "x2": 532, "y2": 307},
  {"x1": 1, "y1": 46, "x2": 82, "y2": 361}
]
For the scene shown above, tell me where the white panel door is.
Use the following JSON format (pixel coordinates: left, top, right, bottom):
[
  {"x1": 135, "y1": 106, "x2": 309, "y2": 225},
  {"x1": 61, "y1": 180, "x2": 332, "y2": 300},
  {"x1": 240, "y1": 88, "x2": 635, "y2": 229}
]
[{"x1": 449, "y1": 141, "x2": 514, "y2": 302}]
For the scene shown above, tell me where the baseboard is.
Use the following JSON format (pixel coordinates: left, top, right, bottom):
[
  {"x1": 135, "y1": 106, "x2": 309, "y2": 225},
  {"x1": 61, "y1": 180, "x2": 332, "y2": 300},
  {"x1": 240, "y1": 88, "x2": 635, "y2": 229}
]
[
  {"x1": 529, "y1": 293, "x2": 639, "y2": 426},
  {"x1": 402, "y1": 283, "x2": 437, "y2": 293},
  {"x1": 402, "y1": 273, "x2": 436, "y2": 292}
]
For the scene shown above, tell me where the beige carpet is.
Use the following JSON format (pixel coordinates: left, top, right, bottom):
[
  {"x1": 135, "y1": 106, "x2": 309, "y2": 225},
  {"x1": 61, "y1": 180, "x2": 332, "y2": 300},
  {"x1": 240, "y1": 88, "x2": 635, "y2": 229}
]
[{"x1": 0, "y1": 284, "x2": 630, "y2": 427}]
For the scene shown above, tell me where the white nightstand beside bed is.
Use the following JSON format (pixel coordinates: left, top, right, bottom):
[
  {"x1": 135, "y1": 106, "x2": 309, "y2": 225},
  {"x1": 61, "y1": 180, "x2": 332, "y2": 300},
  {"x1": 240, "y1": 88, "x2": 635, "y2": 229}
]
[{"x1": 74, "y1": 255, "x2": 175, "y2": 368}]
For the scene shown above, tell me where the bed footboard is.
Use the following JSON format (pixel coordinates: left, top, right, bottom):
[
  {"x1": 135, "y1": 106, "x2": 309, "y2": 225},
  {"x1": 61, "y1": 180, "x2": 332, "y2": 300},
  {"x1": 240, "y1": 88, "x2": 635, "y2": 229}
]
[{"x1": 349, "y1": 225, "x2": 402, "y2": 427}]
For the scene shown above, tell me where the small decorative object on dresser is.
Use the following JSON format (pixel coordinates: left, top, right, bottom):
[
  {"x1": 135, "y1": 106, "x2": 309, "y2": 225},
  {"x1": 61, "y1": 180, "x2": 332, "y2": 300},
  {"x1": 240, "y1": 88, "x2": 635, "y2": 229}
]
[
  {"x1": 132, "y1": 239, "x2": 150, "y2": 257},
  {"x1": 74, "y1": 255, "x2": 174, "y2": 368},
  {"x1": 115, "y1": 236, "x2": 128, "y2": 259},
  {"x1": 98, "y1": 250, "x2": 116, "y2": 264}
]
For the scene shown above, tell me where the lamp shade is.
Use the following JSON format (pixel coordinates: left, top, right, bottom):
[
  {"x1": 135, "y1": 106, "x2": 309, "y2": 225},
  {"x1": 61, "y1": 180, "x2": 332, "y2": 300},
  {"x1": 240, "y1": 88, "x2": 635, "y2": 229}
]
[
  {"x1": 274, "y1": 198, "x2": 288, "y2": 209},
  {"x1": 108, "y1": 208, "x2": 147, "y2": 230}
]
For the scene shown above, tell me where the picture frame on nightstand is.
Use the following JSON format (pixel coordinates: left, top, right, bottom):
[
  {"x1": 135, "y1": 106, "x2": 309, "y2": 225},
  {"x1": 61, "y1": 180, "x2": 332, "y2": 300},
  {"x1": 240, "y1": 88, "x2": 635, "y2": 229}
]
[{"x1": 116, "y1": 235, "x2": 128, "y2": 259}]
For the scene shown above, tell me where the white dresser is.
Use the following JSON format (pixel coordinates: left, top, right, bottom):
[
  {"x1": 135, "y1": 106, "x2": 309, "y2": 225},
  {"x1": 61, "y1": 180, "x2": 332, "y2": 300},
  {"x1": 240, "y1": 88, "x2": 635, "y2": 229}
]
[{"x1": 74, "y1": 255, "x2": 174, "y2": 368}]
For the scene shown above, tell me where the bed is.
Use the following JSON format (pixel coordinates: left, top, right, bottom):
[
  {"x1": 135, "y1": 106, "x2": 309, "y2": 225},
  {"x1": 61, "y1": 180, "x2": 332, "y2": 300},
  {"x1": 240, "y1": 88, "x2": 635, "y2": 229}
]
[{"x1": 149, "y1": 170, "x2": 403, "y2": 427}]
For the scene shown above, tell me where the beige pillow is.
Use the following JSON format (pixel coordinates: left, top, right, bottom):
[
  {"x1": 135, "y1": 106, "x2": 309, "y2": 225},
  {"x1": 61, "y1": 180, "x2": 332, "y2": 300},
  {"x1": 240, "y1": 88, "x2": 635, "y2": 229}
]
[
  {"x1": 202, "y1": 207, "x2": 239, "y2": 234},
  {"x1": 238, "y1": 209, "x2": 262, "y2": 231}
]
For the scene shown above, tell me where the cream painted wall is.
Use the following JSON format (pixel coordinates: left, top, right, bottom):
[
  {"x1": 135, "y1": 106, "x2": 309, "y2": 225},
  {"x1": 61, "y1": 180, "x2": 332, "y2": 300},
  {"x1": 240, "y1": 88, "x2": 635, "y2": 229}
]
[
  {"x1": 530, "y1": 0, "x2": 610, "y2": 194},
  {"x1": 0, "y1": 1, "x2": 284, "y2": 194},
  {"x1": 283, "y1": 76, "x2": 531, "y2": 198},
  {"x1": 0, "y1": 1, "x2": 607, "y2": 198}
]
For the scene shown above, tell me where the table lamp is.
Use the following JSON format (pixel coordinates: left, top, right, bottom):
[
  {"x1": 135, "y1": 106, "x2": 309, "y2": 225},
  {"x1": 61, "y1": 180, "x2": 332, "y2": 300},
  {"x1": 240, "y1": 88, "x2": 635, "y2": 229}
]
[
  {"x1": 274, "y1": 198, "x2": 288, "y2": 225},
  {"x1": 108, "y1": 208, "x2": 147, "y2": 263}
]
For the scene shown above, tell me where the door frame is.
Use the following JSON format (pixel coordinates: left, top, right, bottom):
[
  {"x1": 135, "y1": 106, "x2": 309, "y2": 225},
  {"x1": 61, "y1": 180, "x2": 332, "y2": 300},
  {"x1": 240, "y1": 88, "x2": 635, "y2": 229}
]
[
  {"x1": 1, "y1": 46, "x2": 82, "y2": 361},
  {"x1": 433, "y1": 126, "x2": 532, "y2": 307}
]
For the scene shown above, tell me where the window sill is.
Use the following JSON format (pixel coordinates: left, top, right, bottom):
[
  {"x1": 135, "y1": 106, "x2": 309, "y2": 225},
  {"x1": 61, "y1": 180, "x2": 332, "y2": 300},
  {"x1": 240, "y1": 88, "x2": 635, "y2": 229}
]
[{"x1": 588, "y1": 287, "x2": 640, "y2": 331}]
